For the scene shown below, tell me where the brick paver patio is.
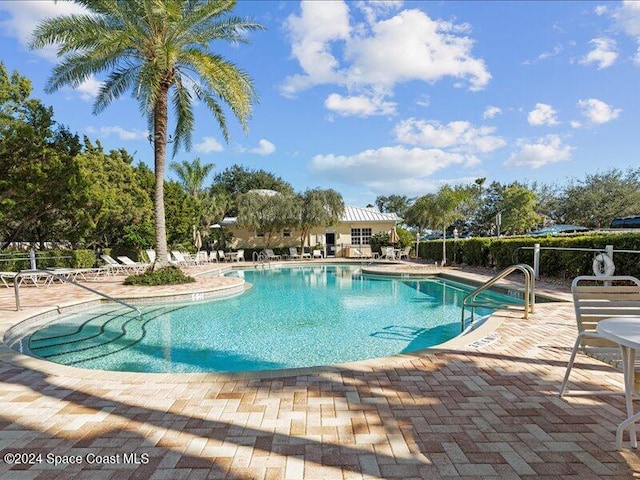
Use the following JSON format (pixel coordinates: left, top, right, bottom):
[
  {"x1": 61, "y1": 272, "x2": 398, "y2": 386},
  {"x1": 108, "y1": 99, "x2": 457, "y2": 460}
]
[{"x1": 1, "y1": 262, "x2": 639, "y2": 479}]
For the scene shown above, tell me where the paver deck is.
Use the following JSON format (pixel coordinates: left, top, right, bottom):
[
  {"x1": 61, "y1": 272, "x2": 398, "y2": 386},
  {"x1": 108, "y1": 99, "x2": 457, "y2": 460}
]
[{"x1": 1, "y1": 261, "x2": 639, "y2": 479}]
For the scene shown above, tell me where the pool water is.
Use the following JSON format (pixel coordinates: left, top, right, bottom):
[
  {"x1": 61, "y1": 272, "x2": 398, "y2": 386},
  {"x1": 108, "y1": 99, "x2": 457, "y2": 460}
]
[{"x1": 25, "y1": 265, "x2": 524, "y2": 373}]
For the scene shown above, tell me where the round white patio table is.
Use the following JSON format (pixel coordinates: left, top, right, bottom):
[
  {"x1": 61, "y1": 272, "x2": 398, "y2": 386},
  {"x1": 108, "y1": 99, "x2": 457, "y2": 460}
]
[{"x1": 596, "y1": 317, "x2": 640, "y2": 449}]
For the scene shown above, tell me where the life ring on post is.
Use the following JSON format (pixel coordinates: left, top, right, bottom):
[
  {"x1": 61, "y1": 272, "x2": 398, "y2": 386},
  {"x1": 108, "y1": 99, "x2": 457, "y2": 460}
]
[{"x1": 592, "y1": 253, "x2": 615, "y2": 276}]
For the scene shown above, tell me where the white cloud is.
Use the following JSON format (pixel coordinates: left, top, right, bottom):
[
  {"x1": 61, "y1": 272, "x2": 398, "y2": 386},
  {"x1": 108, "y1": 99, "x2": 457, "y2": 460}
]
[
  {"x1": 504, "y1": 135, "x2": 573, "y2": 169},
  {"x1": 612, "y1": 1, "x2": 640, "y2": 37},
  {"x1": 580, "y1": 37, "x2": 618, "y2": 69},
  {"x1": 0, "y1": 1, "x2": 88, "y2": 59},
  {"x1": 594, "y1": 5, "x2": 608, "y2": 16},
  {"x1": 282, "y1": 3, "x2": 491, "y2": 111},
  {"x1": 394, "y1": 118, "x2": 505, "y2": 153},
  {"x1": 345, "y1": 9, "x2": 490, "y2": 92},
  {"x1": 281, "y1": 1, "x2": 350, "y2": 97},
  {"x1": 527, "y1": 103, "x2": 559, "y2": 126},
  {"x1": 577, "y1": 98, "x2": 621, "y2": 124},
  {"x1": 324, "y1": 93, "x2": 396, "y2": 117},
  {"x1": 86, "y1": 125, "x2": 148, "y2": 141},
  {"x1": 309, "y1": 145, "x2": 474, "y2": 196},
  {"x1": 355, "y1": 0, "x2": 403, "y2": 24},
  {"x1": 249, "y1": 139, "x2": 276, "y2": 156},
  {"x1": 194, "y1": 137, "x2": 224, "y2": 153},
  {"x1": 75, "y1": 76, "x2": 102, "y2": 101},
  {"x1": 483, "y1": 106, "x2": 502, "y2": 119}
]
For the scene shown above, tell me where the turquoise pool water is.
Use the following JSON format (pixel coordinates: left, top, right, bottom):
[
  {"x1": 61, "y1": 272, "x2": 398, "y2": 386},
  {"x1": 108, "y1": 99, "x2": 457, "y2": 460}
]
[{"x1": 25, "y1": 265, "x2": 524, "y2": 373}]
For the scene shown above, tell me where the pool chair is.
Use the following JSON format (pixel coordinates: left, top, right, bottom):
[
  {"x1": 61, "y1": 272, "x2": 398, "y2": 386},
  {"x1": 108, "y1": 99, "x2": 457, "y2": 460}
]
[
  {"x1": 379, "y1": 247, "x2": 394, "y2": 260},
  {"x1": 101, "y1": 254, "x2": 135, "y2": 275},
  {"x1": 117, "y1": 256, "x2": 148, "y2": 273},
  {"x1": 288, "y1": 247, "x2": 301, "y2": 260},
  {"x1": 235, "y1": 250, "x2": 245, "y2": 262},
  {"x1": 217, "y1": 250, "x2": 229, "y2": 262},
  {"x1": 313, "y1": 249, "x2": 323, "y2": 259},
  {"x1": 1, "y1": 271, "x2": 17, "y2": 288},
  {"x1": 560, "y1": 275, "x2": 640, "y2": 397},
  {"x1": 396, "y1": 246, "x2": 411, "y2": 260},
  {"x1": 301, "y1": 248, "x2": 311, "y2": 259},
  {"x1": 171, "y1": 251, "x2": 196, "y2": 266},
  {"x1": 264, "y1": 249, "x2": 281, "y2": 261}
]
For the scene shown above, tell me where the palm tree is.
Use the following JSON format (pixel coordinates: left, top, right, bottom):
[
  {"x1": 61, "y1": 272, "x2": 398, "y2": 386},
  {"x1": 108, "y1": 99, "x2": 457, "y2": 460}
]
[
  {"x1": 170, "y1": 157, "x2": 214, "y2": 199},
  {"x1": 30, "y1": 0, "x2": 263, "y2": 268}
]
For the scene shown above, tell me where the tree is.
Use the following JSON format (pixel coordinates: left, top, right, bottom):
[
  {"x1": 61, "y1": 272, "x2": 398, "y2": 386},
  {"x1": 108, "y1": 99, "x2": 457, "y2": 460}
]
[
  {"x1": 431, "y1": 186, "x2": 469, "y2": 266},
  {"x1": 170, "y1": 157, "x2": 214, "y2": 199},
  {"x1": 211, "y1": 164, "x2": 294, "y2": 215},
  {"x1": 375, "y1": 195, "x2": 410, "y2": 218},
  {"x1": 499, "y1": 183, "x2": 540, "y2": 235},
  {"x1": 296, "y1": 189, "x2": 344, "y2": 252},
  {"x1": 236, "y1": 191, "x2": 298, "y2": 247},
  {"x1": 556, "y1": 168, "x2": 640, "y2": 228},
  {"x1": 404, "y1": 194, "x2": 437, "y2": 236},
  {"x1": 31, "y1": 0, "x2": 263, "y2": 268}
]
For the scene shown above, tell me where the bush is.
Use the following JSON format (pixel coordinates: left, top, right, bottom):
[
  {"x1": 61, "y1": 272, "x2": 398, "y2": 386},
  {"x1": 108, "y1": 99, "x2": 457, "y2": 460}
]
[
  {"x1": 123, "y1": 266, "x2": 195, "y2": 286},
  {"x1": 418, "y1": 232, "x2": 640, "y2": 277}
]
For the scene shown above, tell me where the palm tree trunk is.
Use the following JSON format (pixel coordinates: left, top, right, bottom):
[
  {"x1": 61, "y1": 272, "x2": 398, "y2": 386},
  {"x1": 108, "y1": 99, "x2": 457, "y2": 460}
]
[{"x1": 153, "y1": 86, "x2": 170, "y2": 269}]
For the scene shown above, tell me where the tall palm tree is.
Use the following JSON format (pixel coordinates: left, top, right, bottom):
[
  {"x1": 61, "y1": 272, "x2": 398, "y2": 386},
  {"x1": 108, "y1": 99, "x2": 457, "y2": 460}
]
[{"x1": 30, "y1": 0, "x2": 263, "y2": 268}]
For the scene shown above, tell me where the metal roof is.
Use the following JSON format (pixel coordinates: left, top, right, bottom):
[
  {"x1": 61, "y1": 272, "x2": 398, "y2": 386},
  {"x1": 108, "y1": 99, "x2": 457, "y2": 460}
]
[
  {"x1": 341, "y1": 206, "x2": 402, "y2": 223},
  {"x1": 218, "y1": 206, "x2": 401, "y2": 227}
]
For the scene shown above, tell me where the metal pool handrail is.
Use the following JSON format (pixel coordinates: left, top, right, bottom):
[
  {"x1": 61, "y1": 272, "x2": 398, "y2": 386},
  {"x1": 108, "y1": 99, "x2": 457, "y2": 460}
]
[
  {"x1": 13, "y1": 269, "x2": 141, "y2": 316},
  {"x1": 460, "y1": 263, "x2": 535, "y2": 332}
]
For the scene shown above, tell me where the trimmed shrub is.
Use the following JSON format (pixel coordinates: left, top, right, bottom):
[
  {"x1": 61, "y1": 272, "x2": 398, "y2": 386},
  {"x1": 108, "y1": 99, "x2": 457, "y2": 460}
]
[
  {"x1": 123, "y1": 266, "x2": 195, "y2": 286},
  {"x1": 418, "y1": 233, "x2": 640, "y2": 277}
]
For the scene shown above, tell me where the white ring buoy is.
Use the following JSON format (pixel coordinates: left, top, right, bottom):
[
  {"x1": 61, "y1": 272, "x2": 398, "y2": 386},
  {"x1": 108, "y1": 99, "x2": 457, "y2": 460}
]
[{"x1": 593, "y1": 253, "x2": 615, "y2": 276}]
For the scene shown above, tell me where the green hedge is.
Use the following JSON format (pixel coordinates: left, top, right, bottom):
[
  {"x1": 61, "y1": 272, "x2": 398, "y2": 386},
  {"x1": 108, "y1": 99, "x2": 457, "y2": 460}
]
[
  {"x1": 0, "y1": 248, "x2": 104, "y2": 271},
  {"x1": 419, "y1": 233, "x2": 640, "y2": 278}
]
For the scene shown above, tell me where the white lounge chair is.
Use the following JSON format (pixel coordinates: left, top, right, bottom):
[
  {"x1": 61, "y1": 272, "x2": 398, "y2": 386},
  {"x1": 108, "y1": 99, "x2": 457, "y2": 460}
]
[
  {"x1": 218, "y1": 250, "x2": 228, "y2": 262},
  {"x1": 101, "y1": 254, "x2": 134, "y2": 275},
  {"x1": 146, "y1": 249, "x2": 156, "y2": 263},
  {"x1": 1, "y1": 271, "x2": 17, "y2": 288},
  {"x1": 171, "y1": 251, "x2": 196, "y2": 266},
  {"x1": 117, "y1": 256, "x2": 147, "y2": 273},
  {"x1": 560, "y1": 275, "x2": 640, "y2": 397},
  {"x1": 264, "y1": 249, "x2": 281, "y2": 261},
  {"x1": 288, "y1": 247, "x2": 301, "y2": 260},
  {"x1": 312, "y1": 249, "x2": 323, "y2": 259}
]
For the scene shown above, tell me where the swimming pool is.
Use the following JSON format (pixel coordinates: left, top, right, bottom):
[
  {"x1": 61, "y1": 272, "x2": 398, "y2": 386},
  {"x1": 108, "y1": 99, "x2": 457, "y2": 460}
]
[{"x1": 21, "y1": 265, "x2": 524, "y2": 373}]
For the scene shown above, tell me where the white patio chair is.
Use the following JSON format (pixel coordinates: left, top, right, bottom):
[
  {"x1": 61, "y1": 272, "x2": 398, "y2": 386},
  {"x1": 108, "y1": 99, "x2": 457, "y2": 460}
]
[
  {"x1": 117, "y1": 256, "x2": 147, "y2": 273},
  {"x1": 396, "y1": 246, "x2": 411, "y2": 260},
  {"x1": 264, "y1": 249, "x2": 281, "y2": 261},
  {"x1": 288, "y1": 247, "x2": 301, "y2": 260},
  {"x1": 100, "y1": 254, "x2": 134, "y2": 275},
  {"x1": 560, "y1": 275, "x2": 640, "y2": 397},
  {"x1": 312, "y1": 249, "x2": 323, "y2": 259}
]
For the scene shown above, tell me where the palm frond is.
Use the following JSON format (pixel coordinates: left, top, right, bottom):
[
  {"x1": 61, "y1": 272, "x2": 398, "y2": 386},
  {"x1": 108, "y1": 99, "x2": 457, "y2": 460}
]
[
  {"x1": 170, "y1": 76, "x2": 195, "y2": 157},
  {"x1": 94, "y1": 65, "x2": 141, "y2": 114}
]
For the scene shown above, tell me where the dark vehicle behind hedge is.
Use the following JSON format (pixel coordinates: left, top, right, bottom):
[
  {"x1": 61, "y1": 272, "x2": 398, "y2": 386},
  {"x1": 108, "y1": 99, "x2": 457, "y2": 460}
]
[{"x1": 611, "y1": 216, "x2": 640, "y2": 228}]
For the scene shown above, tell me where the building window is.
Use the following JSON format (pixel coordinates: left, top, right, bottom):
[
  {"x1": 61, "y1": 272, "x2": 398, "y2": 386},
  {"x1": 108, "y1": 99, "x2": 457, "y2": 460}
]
[
  {"x1": 282, "y1": 230, "x2": 291, "y2": 238},
  {"x1": 351, "y1": 228, "x2": 372, "y2": 245}
]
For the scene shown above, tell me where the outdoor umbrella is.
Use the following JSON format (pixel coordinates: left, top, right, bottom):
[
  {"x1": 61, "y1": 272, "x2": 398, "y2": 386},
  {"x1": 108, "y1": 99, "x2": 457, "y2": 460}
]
[{"x1": 389, "y1": 226, "x2": 399, "y2": 244}]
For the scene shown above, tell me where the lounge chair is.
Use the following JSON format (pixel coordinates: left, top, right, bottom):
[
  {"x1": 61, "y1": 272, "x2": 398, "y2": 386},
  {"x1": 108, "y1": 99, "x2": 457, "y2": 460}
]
[
  {"x1": 117, "y1": 256, "x2": 147, "y2": 273},
  {"x1": 1, "y1": 271, "x2": 17, "y2": 288},
  {"x1": 101, "y1": 254, "x2": 135, "y2": 275},
  {"x1": 560, "y1": 275, "x2": 640, "y2": 397},
  {"x1": 264, "y1": 249, "x2": 281, "y2": 261},
  {"x1": 236, "y1": 249, "x2": 245, "y2": 262},
  {"x1": 288, "y1": 247, "x2": 301, "y2": 260},
  {"x1": 313, "y1": 249, "x2": 323, "y2": 259},
  {"x1": 171, "y1": 251, "x2": 196, "y2": 266},
  {"x1": 146, "y1": 249, "x2": 156, "y2": 263},
  {"x1": 301, "y1": 248, "x2": 311, "y2": 259}
]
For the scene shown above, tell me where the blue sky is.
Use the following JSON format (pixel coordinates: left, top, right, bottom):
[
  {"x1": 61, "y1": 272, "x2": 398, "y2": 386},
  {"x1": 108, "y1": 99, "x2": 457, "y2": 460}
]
[{"x1": 1, "y1": 1, "x2": 639, "y2": 207}]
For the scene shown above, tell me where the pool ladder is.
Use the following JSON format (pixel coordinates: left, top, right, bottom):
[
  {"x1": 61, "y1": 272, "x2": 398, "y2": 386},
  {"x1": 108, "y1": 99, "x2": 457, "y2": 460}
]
[{"x1": 460, "y1": 263, "x2": 535, "y2": 332}]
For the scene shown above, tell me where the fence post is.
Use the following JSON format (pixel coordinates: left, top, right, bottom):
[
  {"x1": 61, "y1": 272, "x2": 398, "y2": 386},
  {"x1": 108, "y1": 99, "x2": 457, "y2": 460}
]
[
  {"x1": 533, "y1": 243, "x2": 540, "y2": 280},
  {"x1": 606, "y1": 244, "x2": 614, "y2": 263},
  {"x1": 29, "y1": 249, "x2": 36, "y2": 270}
]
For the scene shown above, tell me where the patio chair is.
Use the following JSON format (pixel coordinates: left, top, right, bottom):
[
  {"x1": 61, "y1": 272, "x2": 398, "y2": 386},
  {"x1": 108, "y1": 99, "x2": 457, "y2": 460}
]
[
  {"x1": 117, "y1": 256, "x2": 147, "y2": 273},
  {"x1": 264, "y1": 249, "x2": 281, "y2": 261},
  {"x1": 236, "y1": 249, "x2": 245, "y2": 262},
  {"x1": 301, "y1": 248, "x2": 311, "y2": 259},
  {"x1": 218, "y1": 250, "x2": 228, "y2": 262},
  {"x1": 146, "y1": 249, "x2": 156, "y2": 263},
  {"x1": 288, "y1": 247, "x2": 301, "y2": 260},
  {"x1": 379, "y1": 246, "x2": 394, "y2": 260},
  {"x1": 560, "y1": 275, "x2": 640, "y2": 397},
  {"x1": 313, "y1": 249, "x2": 323, "y2": 259},
  {"x1": 208, "y1": 251, "x2": 218, "y2": 263},
  {"x1": 171, "y1": 251, "x2": 196, "y2": 266},
  {"x1": 396, "y1": 246, "x2": 411, "y2": 260},
  {"x1": 100, "y1": 254, "x2": 134, "y2": 275},
  {"x1": 1, "y1": 271, "x2": 17, "y2": 288},
  {"x1": 359, "y1": 245, "x2": 373, "y2": 259}
]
